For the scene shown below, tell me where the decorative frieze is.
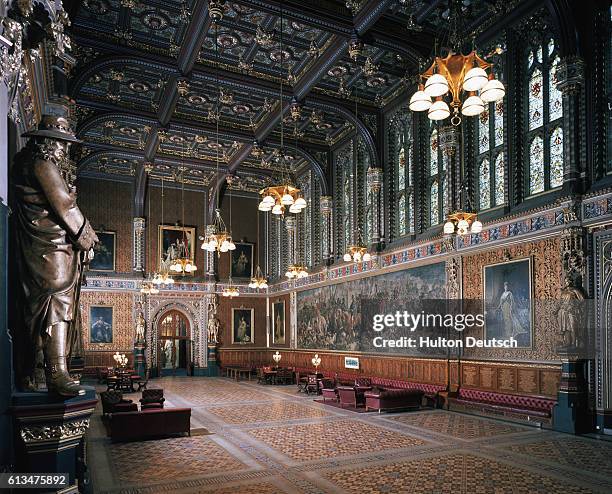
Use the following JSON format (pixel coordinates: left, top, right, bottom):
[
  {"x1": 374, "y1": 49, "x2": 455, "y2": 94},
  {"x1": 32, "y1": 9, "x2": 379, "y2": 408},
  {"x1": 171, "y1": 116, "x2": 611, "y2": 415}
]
[
  {"x1": 132, "y1": 217, "x2": 146, "y2": 272},
  {"x1": 20, "y1": 419, "x2": 90, "y2": 444}
]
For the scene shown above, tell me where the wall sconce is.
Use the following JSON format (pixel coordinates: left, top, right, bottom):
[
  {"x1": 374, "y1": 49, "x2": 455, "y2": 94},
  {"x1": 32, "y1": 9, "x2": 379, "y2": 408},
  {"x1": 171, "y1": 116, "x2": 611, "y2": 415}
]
[{"x1": 272, "y1": 351, "x2": 282, "y2": 364}]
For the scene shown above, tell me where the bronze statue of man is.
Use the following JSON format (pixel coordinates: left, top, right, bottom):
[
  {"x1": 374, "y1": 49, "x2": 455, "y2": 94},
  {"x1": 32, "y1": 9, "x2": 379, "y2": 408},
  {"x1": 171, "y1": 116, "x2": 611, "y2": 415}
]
[{"x1": 11, "y1": 115, "x2": 98, "y2": 397}]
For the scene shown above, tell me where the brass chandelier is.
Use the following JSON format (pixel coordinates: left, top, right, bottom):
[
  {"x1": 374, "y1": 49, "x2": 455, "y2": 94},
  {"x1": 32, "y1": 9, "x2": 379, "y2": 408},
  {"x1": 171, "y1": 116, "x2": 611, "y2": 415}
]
[
  {"x1": 201, "y1": 208, "x2": 236, "y2": 255},
  {"x1": 257, "y1": 3, "x2": 306, "y2": 217},
  {"x1": 200, "y1": 20, "x2": 236, "y2": 256},
  {"x1": 169, "y1": 169, "x2": 197, "y2": 274},
  {"x1": 249, "y1": 203, "x2": 268, "y2": 289},
  {"x1": 408, "y1": 0, "x2": 504, "y2": 126},
  {"x1": 285, "y1": 264, "x2": 308, "y2": 279}
]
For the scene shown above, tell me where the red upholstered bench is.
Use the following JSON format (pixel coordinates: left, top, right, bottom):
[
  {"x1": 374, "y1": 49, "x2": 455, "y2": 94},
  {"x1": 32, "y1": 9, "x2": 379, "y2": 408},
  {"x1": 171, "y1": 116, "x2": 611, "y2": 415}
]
[
  {"x1": 371, "y1": 378, "x2": 447, "y2": 407},
  {"x1": 450, "y1": 388, "x2": 556, "y2": 424},
  {"x1": 110, "y1": 408, "x2": 191, "y2": 442}
]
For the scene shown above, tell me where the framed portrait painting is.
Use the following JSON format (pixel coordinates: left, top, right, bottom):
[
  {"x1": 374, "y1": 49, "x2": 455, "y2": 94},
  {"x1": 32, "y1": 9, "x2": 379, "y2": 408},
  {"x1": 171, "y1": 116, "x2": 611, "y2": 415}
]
[
  {"x1": 232, "y1": 308, "x2": 254, "y2": 344},
  {"x1": 272, "y1": 301, "x2": 285, "y2": 345},
  {"x1": 158, "y1": 225, "x2": 196, "y2": 272},
  {"x1": 483, "y1": 258, "x2": 533, "y2": 348},
  {"x1": 231, "y1": 242, "x2": 253, "y2": 279},
  {"x1": 90, "y1": 305, "x2": 113, "y2": 344},
  {"x1": 89, "y1": 231, "x2": 116, "y2": 271}
]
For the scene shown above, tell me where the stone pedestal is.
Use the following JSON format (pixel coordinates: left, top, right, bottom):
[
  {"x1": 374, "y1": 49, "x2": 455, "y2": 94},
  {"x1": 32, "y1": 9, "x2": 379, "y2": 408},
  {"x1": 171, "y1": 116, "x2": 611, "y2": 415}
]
[
  {"x1": 11, "y1": 388, "x2": 97, "y2": 493},
  {"x1": 200, "y1": 344, "x2": 220, "y2": 377},
  {"x1": 553, "y1": 355, "x2": 590, "y2": 434},
  {"x1": 133, "y1": 342, "x2": 146, "y2": 378}
]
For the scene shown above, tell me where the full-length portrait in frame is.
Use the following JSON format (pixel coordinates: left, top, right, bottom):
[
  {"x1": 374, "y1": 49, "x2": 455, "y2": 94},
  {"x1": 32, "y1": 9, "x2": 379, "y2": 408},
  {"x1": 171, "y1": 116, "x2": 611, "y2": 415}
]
[
  {"x1": 158, "y1": 225, "x2": 196, "y2": 272},
  {"x1": 89, "y1": 231, "x2": 115, "y2": 271},
  {"x1": 89, "y1": 306, "x2": 114, "y2": 344},
  {"x1": 272, "y1": 300, "x2": 285, "y2": 344},
  {"x1": 483, "y1": 258, "x2": 533, "y2": 348},
  {"x1": 231, "y1": 242, "x2": 254, "y2": 279},
  {"x1": 232, "y1": 308, "x2": 254, "y2": 344}
]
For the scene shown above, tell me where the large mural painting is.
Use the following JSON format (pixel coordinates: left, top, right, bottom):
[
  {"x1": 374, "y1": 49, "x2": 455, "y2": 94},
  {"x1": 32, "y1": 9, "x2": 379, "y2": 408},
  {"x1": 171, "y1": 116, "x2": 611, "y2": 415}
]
[{"x1": 297, "y1": 262, "x2": 446, "y2": 354}]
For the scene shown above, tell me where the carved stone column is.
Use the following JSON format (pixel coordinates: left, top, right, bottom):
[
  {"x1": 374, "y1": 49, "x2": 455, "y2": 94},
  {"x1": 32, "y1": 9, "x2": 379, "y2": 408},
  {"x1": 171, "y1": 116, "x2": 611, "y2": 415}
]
[
  {"x1": 132, "y1": 217, "x2": 146, "y2": 272},
  {"x1": 320, "y1": 195, "x2": 333, "y2": 265},
  {"x1": 556, "y1": 57, "x2": 585, "y2": 195},
  {"x1": 366, "y1": 167, "x2": 383, "y2": 247},
  {"x1": 285, "y1": 216, "x2": 296, "y2": 267},
  {"x1": 205, "y1": 224, "x2": 217, "y2": 279},
  {"x1": 553, "y1": 225, "x2": 590, "y2": 433}
]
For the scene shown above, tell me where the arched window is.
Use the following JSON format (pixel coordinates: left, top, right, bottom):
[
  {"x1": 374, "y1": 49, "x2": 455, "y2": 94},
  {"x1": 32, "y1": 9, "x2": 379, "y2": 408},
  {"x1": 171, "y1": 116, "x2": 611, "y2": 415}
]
[
  {"x1": 429, "y1": 125, "x2": 445, "y2": 226},
  {"x1": 475, "y1": 43, "x2": 506, "y2": 210},
  {"x1": 391, "y1": 114, "x2": 414, "y2": 237},
  {"x1": 526, "y1": 35, "x2": 564, "y2": 195},
  {"x1": 391, "y1": 113, "x2": 414, "y2": 237}
]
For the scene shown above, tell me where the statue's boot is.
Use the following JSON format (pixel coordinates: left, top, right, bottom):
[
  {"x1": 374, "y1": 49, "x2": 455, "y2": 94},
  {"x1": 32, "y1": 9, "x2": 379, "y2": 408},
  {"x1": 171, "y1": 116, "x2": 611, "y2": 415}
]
[{"x1": 44, "y1": 323, "x2": 86, "y2": 397}]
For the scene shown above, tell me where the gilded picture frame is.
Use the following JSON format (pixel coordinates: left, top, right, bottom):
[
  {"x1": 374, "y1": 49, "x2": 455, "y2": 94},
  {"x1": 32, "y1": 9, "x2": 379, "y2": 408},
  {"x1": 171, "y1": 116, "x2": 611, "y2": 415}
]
[
  {"x1": 158, "y1": 225, "x2": 196, "y2": 274},
  {"x1": 272, "y1": 300, "x2": 285, "y2": 345},
  {"x1": 483, "y1": 257, "x2": 534, "y2": 349},
  {"x1": 89, "y1": 231, "x2": 116, "y2": 272},
  {"x1": 89, "y1": 305, "x2": 114, "y2": 344},
  {"x1": 232, "y1": 307, "x2": 254, "y2": 344}
]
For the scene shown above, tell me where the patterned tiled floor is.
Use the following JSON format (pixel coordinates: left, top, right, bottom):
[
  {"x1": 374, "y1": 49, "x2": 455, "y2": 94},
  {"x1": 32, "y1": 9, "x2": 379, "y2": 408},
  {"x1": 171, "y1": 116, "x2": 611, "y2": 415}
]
[
  {"x1": 88, "y1": 377, "x2": 612, "y2": 494},
  {"x1": 208, "y1": 401, "x2": 332, "y2": 424},
  {"x1": 323, "y1": 453, "x2": 594, "y2": 494},
  {"x1": 107, "y1": 435, "x2": 245, "y2": 483},
  {"x1": 507, "y1": 436, "x2": 612, "y2": 476},
  {"x1": 248, "y1": 419, "x2": 427, "y2": 461},
  {"x1": 387, "y1": 410, "x2": 527, "y2": 439}
]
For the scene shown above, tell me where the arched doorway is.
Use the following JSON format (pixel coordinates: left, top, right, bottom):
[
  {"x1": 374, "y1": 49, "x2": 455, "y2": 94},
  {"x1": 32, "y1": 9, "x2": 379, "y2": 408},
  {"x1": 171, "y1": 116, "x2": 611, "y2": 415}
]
[{"x1": 158, "y1": 310, "x2": 191, "y2": 376}]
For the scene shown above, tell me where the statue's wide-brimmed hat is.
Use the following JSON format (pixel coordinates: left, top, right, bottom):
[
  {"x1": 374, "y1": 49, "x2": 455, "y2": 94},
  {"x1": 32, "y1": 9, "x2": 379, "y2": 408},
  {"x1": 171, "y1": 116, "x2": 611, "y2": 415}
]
[{"x1": 22, "y1": 115, "x2": 81, "y2": 144}]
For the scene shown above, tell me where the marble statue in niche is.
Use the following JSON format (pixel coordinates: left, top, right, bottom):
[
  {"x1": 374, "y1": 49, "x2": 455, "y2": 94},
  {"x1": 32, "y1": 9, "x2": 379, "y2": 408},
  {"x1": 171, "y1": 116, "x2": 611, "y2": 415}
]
[
  {"x1": 135, "y1": 305, "x2": 146, "y2": 344},
  {"x1": 207, "y1": 295, "x2": 220, "y2": 344},
  {"x1": 10, "y1": 116, "x2": 98, "y2": 397}
]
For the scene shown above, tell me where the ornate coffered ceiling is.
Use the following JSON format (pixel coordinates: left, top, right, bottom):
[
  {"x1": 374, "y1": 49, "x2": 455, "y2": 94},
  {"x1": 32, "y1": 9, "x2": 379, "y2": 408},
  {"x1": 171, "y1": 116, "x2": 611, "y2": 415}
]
[{"x1": 67, "y1": 0, "x2": 514, "y2": 191}]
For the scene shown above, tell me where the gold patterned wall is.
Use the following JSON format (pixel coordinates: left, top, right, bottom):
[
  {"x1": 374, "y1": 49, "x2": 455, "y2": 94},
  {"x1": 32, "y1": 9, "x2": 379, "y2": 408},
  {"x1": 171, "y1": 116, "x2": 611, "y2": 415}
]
[{"x1": 462, "y1": 237, "x2": 563, "y2": 361}]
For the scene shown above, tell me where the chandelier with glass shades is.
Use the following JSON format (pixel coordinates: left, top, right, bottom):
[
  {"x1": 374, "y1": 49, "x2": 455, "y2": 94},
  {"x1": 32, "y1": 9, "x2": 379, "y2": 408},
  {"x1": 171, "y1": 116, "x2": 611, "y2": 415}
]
[
  {"x1": 409, "y1": 50, "x2": 504, "y2": 126},
  {"x1": 222, "y1": 284, "x2": 239, "y2": 298},
  {"x1": 249, "y1": 265, "x2": 268, "y2": 289},
  {"x1": 343, "y1": 244, "x2": 372, "y2": 263},
  {"x1": 169, "y1": 169, "x2": 197, "y2": 274},
  {"x1": 285, "y1": 263, "x2": 308, "y2": 279},
  {"x1": 201, "y1": 208, "x2": 236, "y2": 255},
  {"x1": 257, "y1": 5, "x2": 307, "y2": 217},
  {"x1": 113, "y1": 352, "x2": 128, "y2": 368},
  {"x1": 201, "y1": 20, "x2": 236, "y2": 257},
  {"x1": 444, "y1": 210, "x2": 482, "y2": 235}
]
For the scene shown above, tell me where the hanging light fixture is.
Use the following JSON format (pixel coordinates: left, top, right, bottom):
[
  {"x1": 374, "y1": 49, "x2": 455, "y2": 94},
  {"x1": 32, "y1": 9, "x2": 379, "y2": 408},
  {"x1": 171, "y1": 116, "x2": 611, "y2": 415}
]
[
  {"x1": 141, "y1": 166, "x2": 161, "y2": 294},
  {"x1": 249, "y1": 202, "x2": 268, "y2": 289},
  {"x1": 258, "y1": 4, "x2": 306, "y2": 218},
  {"x1": 200, "y1": 19, "x2": 236, "y2": 256},
  {"x1": 151, "y1": 175, "x2": 174, "y2": 286},
  {"x1": 408, "y1": 1, "x2": 504, "y2": 126},
  {"x1": 285, "y1": 264, "x2": 308, "y2": 279},
  {"x1": 342, "y1": 86, "x2": 371, "y2": 264},
  {"x1": 222, "y1": 246, "x2": 240, "y2": 297},
  {"x1": 169, "y1": 167, "x2": 197, "y2": 274}
]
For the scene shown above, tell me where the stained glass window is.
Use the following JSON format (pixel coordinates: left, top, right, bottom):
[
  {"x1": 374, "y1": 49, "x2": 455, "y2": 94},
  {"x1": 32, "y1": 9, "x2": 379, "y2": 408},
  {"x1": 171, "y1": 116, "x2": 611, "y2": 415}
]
[
  {"x1": 398, "y1": 193, "x2": 406, "y2": 235},
  {"x1": 430, "y1": 181, "x2": 439, "y2": 226},
  {"x1": 494, "y1": 102, "x2": 504, "y2": 146},
  {"x1": 391, "y1": 113, "x2": 414, "y2": 238},
  {"x1": 479, "y1": 159, "x2": 491, "y2": 210},
  {"x1": 549, "y1": 56, "x2": 563, "y2": 121},
  {"x1": 408, "y1": 193, "x2": 414, "y2": 234},
  {"x1": 430, "y1": 129, "x2": 439, "y2": 176},
  {"x1": 526, "y1": 35, "x2": 564, "y2": 195},
  {"x1": 529, "y1": 136, "x2": 545, "y2": 194},
  {"x1": 550, "y1": 126, "x2": 564, "y2": 188},
  {"x1": 478, "y1": 109, "x2": 490, "y2": 153},
  {"x1": 529, "y1": 68, "x2": 544, "y2": 130},
  {"x1": 474, "y1": 42, "x2": 506, "y2": 210},
  {"x1": 494, "y1": 153, "x2": 505, "y2": 205}
]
